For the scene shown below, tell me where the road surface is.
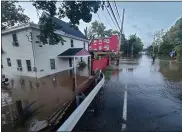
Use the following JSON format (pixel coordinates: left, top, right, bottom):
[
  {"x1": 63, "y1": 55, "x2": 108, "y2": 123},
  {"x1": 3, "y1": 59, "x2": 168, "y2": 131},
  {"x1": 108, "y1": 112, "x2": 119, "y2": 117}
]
[{"x1": 74, "y1": 55, "x2": 182, "y2": 131}]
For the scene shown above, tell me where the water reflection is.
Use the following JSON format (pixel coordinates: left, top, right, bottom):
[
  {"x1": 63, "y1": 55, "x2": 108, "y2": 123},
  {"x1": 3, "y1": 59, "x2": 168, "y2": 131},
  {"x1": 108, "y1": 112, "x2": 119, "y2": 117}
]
[
  {"x1": 2, "y1": 69, "x2": 89, "y2": 132},
  {"x1": 159, "y1": 60, "x2": 182, "y2": 81},
  {"x1": 106, "y1": 55, "x2": 182, "y2": 103}
]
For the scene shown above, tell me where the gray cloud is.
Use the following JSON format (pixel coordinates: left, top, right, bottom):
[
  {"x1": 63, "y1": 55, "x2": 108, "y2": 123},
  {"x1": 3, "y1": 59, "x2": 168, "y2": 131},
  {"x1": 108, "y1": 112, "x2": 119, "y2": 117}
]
[
  {"x1": 146, "y1": 24, "x2": 151, "y2": 29},
  {"x1": 145, "y1": 32, "x2": 153, "y2": 38},
  {"x1": 132, "y1": 24, "x2": 140, "y2": 31}
]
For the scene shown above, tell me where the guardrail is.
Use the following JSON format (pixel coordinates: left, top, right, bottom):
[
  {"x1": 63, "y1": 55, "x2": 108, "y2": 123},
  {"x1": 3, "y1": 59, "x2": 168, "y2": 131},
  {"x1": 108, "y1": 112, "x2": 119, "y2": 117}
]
[{"x1": 57, "y1": 73, "x2": 105, "y2": 131}]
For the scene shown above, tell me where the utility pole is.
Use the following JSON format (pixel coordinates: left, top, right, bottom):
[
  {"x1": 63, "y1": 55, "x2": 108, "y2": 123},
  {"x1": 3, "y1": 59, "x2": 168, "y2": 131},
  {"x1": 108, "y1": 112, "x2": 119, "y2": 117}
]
[
  {"x1": 120, "y1": 8, "x2": 125, "y2": 58},
  {"x1": 152, "y1": 32, "x2": 156, "y2": 56},
  {"x1": 120, "y1": 9, "x2": 125, "y2": 35},
  {"x1": 158, "y1": 29, "x2": 164, "y2": 53}
]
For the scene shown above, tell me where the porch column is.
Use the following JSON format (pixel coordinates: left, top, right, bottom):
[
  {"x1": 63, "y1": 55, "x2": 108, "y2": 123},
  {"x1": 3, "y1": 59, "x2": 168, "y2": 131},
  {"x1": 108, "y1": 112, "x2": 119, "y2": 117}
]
[
  {"x1": 89, "y1": 56, "x2": 92, "y2": 76},
  {"x1": 73, "y1": 57, "x2": 77, "y2": 88}
]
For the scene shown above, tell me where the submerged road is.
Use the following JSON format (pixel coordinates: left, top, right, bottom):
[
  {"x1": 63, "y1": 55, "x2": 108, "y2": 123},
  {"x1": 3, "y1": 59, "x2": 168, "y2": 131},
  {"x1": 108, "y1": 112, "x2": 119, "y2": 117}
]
[{"x1": 74, "y1": 55, "x2": 182, "y2": 131}]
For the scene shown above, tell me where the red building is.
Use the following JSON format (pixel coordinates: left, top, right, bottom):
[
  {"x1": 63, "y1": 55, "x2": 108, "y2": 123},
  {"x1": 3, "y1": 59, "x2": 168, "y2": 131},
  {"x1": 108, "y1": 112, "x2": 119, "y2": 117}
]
[{"x1": 89, "y1": 34, "x2": 119, "y2": 54}]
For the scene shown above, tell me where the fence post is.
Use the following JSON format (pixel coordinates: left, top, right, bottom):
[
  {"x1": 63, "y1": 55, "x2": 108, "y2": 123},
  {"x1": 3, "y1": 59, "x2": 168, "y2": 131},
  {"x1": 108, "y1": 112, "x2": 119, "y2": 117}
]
[{"x1": 16, "y1": 100, "x2": 24, "y2": 125}]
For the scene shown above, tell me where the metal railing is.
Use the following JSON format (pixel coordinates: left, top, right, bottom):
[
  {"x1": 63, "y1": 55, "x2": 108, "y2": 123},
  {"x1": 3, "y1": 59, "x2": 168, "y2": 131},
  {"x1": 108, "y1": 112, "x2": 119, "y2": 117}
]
[{"x1": 57, "y1": 73, "x2": 105, "y2": 131}]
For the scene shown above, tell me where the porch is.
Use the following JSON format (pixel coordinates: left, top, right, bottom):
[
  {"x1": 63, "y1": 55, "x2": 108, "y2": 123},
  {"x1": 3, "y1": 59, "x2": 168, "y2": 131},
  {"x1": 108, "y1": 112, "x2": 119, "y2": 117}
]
[{"x1": 58, "y1": 48, "x2": 91, "y2": 88}]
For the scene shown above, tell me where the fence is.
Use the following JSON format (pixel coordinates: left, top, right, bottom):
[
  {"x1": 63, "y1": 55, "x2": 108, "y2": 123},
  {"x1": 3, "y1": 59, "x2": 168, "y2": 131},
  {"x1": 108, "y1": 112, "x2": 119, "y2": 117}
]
[
  {"x1": 57, "y1": 73, "x2": 105, "y2": 131},
  {"x1": 92, "y1": 57, "x2": 109, "y2": 70}
]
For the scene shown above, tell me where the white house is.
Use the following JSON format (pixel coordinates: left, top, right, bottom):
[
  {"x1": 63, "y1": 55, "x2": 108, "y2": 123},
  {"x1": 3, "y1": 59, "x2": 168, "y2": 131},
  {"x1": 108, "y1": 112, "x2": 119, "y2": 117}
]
[{"x1": 2, "y1": 14, "x2": 91, "y2": 80}]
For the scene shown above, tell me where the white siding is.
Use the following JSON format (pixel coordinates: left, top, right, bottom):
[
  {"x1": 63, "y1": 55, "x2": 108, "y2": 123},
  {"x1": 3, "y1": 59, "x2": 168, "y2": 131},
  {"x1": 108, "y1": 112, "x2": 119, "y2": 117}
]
[
  {"x1": 32, "y1": 29, "x2": 89, "y2": 78},
  {"x1": 2, "y1": 26, "x2": 89, "y2": 79},
  {"x1": 2, "y1": 28, "x2": 36, "y2": 78}
]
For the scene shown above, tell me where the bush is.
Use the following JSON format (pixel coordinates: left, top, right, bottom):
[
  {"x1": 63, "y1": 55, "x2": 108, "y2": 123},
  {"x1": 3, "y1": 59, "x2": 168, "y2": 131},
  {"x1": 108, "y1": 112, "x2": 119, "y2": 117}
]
[
  {"x1": 175, "y1": 44, "x2": 182, "y2": 60},
  {"x1": 77, "y1": 61, "x2": 87, "y2": 71}
]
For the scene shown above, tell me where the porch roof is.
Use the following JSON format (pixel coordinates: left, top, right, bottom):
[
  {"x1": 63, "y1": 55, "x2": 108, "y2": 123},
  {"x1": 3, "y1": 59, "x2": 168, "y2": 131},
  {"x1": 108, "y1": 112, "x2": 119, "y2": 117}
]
[{"x1": 58, "y1": 48, "x2": 91, "y2": 57}]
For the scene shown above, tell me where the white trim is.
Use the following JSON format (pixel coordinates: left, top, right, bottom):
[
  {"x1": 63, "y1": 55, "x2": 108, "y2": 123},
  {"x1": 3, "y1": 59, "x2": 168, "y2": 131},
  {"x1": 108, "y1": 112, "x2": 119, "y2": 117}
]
[
  {"x1": 2, "y1": 23, "x2": 89, "y2": 43},
  {"x1": 2, "y1": 23, "x2": 39, "y2": 35},
  {"x1": 57, "y1": 73, "x2": 105, "y2": 131},
  {"x1": 58, "y1": 55, "x2": 91, "y2": 58}
]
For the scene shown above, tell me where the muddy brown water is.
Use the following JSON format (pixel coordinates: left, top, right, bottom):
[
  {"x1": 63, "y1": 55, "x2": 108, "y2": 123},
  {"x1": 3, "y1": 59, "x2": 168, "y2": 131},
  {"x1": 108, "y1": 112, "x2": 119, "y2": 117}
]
[{"x1": 2, "y1": 69, "x2": 89, "y2": 132}]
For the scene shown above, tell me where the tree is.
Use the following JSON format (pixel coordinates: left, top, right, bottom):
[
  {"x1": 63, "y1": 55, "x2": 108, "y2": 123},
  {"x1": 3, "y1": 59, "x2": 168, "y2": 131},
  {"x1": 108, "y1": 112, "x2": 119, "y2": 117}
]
[
  {"x1": 159, "y1": 17, "x2": 182, "y2": 59},
  {"x1": 32, "y1": 1, "x2": 103, "y2": 44},
  {"x1": 104, "y1": 29, "x2": 113, "y2": 37},
  {"x1": 89, "y1": 20, "x2": 106, "y2": 38},
  {"x1": 112, "y1": 30, "x2": 120, "y2": 36},
  {"x1": 122, "y1": 34, "x2": 143, "y2": 56},
  {"x1": 2, "y1": 1, "x2": 30, "y2": 30},
  {"x1": 87, "y1": 20, "x2": 121, "y2": 39}
]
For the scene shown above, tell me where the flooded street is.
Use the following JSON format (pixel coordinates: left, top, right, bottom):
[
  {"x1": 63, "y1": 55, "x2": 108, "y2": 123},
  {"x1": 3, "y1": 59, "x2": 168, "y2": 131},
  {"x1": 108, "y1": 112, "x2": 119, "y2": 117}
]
[
  {"x1": 74, "y1": 55, "x2": 182, "y2": 131},
  {"x1": 2, "y1": 69, "x2": 89, "y2": 132}
]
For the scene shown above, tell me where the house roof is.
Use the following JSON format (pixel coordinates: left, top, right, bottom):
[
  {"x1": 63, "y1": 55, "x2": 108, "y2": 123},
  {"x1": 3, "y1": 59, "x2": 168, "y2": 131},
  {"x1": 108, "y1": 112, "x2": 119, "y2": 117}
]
[
  {"x1": 42, "y1": 12, "x2": 88, "y2": 40},
  {"x1": 2, "y1": 23, "x2": 39, "y2": 35},
  {"x1": 58, "y1": 48, "x2": 90, "y2": 57}
]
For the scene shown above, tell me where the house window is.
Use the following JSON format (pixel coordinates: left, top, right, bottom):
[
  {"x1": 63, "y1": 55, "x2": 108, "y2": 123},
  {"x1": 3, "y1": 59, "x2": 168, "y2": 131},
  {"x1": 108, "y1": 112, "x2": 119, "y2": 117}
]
[
  {"x1": 83, "y1": 42, "x2": 86, "y2": 49},
  {"x1": 71, "y1": 39, "x2": 74, "y2": 47},
  {"x1": 93, "y1": 40, "x2": 97, "y2": 43},
  {"x1": 104, "y1": 45, "x2": 109, "y2": 50},
  {"x1": 99, "y1": 39, "x2": 102, "y2": 44},
  {"x1": 12, "y1": 33, "x2": 19, "y2": 46},
  {"x1": 99, "y1": 46, "x2": 102, "y2": 50},
  {"x1": 17, "y1": 59, "x2": 23, "y2": 71},
  {"x1": 7, "y1": 58, "x2": 11, "y2": 67},
  {"x1": 69, "y1": 58, "x2": 72, "y2": 67},
  {"x1": 104, "y1": 39, "x2": 110, "y2": 43},
  {"x1": 50, "y1": 59, "x2": 56, "y2": 70},
  {"x1": 26, "y1": 60, "x2": 32, "y2": 71}
]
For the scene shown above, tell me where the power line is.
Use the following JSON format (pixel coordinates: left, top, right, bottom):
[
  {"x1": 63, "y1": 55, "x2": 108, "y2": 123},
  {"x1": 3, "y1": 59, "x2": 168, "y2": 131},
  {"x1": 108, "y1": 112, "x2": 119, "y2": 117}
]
[
  {"x1": 97, "y1": 12, "x2": 102, "y2": 23},
  {"x1": 104, "y1": 4, "x2": 119, "y2": 31},
  {"x1": 107, "y1": 1, "x2": 121, "y2": 30},
  {"x1": 97, "y1": 11, "x2": 114, "y2": 29},
  {"x1": 113, "y1": 1, "x2": 122, "y2": 24},
  {"x1": 103, "y1": 11, "x2": 115, "y2": 29}
]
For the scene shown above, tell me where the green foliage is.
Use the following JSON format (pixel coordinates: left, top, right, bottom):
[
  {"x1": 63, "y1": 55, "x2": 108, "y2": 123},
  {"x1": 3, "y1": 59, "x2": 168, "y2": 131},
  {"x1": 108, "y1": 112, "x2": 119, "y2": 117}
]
[
  {"x1": 104, "y1": 29, "x2": 113, "y2": 37},
  {"x1": 158, "y1": 43, "x2": 174, "y2": 55},
  {"x1": 2, "y1": 1, "x2": 30, "y2": 30},
  {"x1": 33, "y1": 1, "x2": 103, "y2": 44},
  {"x1": 158, "y1": 17, "x2": 182, "y2": 58},
  {"x1": 162, "y1": 17, "x2": 182, "y2": 46},
  {"x1": 104, "y1": 69, "x2": 113, "y2": 80},
  {"x1": 95, "y1": 54, "x2": 99, "y2": 60},
  {"x1": 90, "y1": 20, "x2": 106, "y2": 38},
  {"x1": 122, "y1": 34, "x2": 143, "y2": 56},
  {"x1": 78, "y1": 61, "x2": 87, "y2": 71},
  {"x1": 37, "y1": 15, "x2": 65, "y2": 45},
  {"x1": 112, "y1": 30, "x2": 120, "y2": 36},
  {"x1": 175, "y1": 44, "x2": 182, "y2": 60},
  {"x1": 87, "y1": 20, "x2": 120, "y2": 39}
]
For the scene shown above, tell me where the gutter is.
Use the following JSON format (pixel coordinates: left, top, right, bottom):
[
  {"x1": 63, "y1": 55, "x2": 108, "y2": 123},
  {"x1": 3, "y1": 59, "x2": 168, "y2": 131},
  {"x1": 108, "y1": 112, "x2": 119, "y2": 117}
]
[{"x1": 2, "y1": 23, "x2": 89, "y2": 43}]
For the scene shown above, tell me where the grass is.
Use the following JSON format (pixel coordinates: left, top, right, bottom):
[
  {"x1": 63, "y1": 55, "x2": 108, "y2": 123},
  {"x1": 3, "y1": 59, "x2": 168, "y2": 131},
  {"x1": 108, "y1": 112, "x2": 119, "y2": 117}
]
[{"x1": 104, "y1": 69, "x2": 113, "y2": 80}]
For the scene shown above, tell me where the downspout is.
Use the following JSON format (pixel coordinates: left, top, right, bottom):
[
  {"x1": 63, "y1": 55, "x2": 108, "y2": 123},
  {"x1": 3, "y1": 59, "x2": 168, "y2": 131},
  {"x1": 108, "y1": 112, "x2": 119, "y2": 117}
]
[{"x1": 30, "y1": 25, "x2": 38, "y2": 83}]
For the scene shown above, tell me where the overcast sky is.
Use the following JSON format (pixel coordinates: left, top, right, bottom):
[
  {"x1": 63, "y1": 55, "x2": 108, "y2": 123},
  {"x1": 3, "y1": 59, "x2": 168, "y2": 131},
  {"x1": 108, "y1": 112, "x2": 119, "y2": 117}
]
[{"x1": 18, "y1": 1, "x2": 182, "y2": 48}]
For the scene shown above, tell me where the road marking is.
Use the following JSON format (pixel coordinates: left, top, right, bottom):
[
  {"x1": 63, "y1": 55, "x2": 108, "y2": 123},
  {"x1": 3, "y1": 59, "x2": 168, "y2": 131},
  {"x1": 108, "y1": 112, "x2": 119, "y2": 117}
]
[{"x1": 122, "y1": 84, "x2": 127, "y2": 131}]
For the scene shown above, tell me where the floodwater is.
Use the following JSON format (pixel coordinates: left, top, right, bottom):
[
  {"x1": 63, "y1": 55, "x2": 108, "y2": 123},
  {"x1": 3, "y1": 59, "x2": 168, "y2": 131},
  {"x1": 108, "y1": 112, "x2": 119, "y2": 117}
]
[
  {"x1": 1, "y1": 69, "x2": 89, "y2": 132},
  {"x1": 74, "y1": 55, "x2": 182, "y2": 131}
]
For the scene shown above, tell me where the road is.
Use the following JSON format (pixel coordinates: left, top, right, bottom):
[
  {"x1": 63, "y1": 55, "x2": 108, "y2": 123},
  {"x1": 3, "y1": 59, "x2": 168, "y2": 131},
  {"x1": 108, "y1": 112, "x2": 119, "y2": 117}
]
[{"x1": 73, "y1": 54, "x2": 182, "y2": 131}]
